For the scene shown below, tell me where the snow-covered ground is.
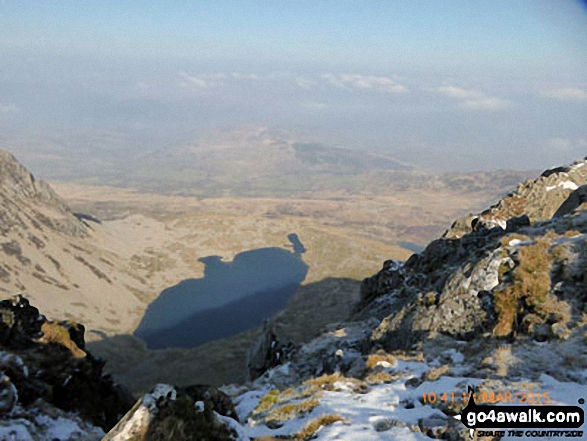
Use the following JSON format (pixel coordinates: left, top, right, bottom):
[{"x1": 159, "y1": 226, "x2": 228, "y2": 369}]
[{"x1": 230, "y1": 351, "x2": 587, "y2": 440}]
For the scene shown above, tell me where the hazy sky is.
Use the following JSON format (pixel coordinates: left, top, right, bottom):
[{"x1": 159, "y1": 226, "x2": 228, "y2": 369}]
[{"x1": 0, "y1": 0, "x2": 586, "y2": 172}]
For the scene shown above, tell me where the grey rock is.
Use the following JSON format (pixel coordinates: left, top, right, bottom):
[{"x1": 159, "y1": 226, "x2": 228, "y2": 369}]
[
  {"x1": 246, "y1": 320, "x2": 293, "y2": 381},
  {"x1": 553, "y1": 184, "x2": 587, "y2": 218}
]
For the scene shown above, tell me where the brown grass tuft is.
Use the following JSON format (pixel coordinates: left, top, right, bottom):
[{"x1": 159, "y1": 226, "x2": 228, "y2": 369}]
[
  {"x1": 422, "y1": 365, "x2": 450, "y2": 381},
  {"x1": 254, "y1": 389, "x2": 280, "y2": 414},
  {"x1": 296, "y1": 414, "x2": 346, "y2": 441},
  {"x1": 39, "y1": 322, "x2": 86, "y2": 358},
  {"x1": 267, "y1": 399, "x2": 320, "y2": 423},
  {"x1": 365, "y1": 371, "x2": 396, "y2": 385},
  {"x1": 493, "y1": 238, "x2": 569, "y2": 337},
  {"x1": 365, "y1": 352, "x2": 396, "y2": 370}
]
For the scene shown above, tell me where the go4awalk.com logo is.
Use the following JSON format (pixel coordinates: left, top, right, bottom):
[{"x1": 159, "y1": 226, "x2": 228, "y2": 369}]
[{"x1": 454, "y1": 387, "x2": 585, "y2": 439}]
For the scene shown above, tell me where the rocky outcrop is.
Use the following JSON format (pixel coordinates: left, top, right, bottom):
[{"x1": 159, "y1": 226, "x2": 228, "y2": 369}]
[
  {"x1": 104, "y1": 384, "x2": 244, "y2": 441},
  {"x1": 246, "y1": 320, "x2": 294, "y2": 381},
  {"x1": 553, "y1": 184, "x2": 587, "y2": 218},
  {"x1": 0, "y1": 150, "x2": 86, "y2": 237},
  {"x1": 357, "y1": 158, "x2": 587, "y2": 353},
  {"x1": 444, "y1": 157, "x2": 587, "y2": 239},
  {"x1": 0, "y1": 295, "x2": 134, "y2": 439}
]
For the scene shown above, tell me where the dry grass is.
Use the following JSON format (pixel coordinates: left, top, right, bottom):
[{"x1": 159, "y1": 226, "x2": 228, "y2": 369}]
[
  {"x1": 267, "y1": 399, "x2": 320, "y2": 423},
  {"x1": 365, "y1": 352, "x2": 397, "y2": 370},
  {"x1": 280, "y1": 386, "x2": 320, "y2": 401},
  {"x1": 255, "y1": 389, "x2": 281, "y2": 413},
  {"x1": 296, "y1": 414, "x2": 346, "y2": 441},
  {"x1": 365, "y1": 371, "x2": 396, "y2": 385},
  {"x1": 39, "y1": 322, "x2": 86, "y2": 358},
  {"x1": 564, "y1": 230, "x2": 582, "y2": 238},
  {"x1": 393, "y1": 351, "x2": 425, "y2": 362},
  {"x1": 493, "y1": 238, "x2": 564, "y2": 337},
  {"x1": 254, "y1": 386, "x2": 322, "y2": 416},
  {"x1": 422, "y1": 364, "x2": 450, "y2": 381},
  {"x1": 303, "y1": 372, "x2": 362, "y2": 391}
]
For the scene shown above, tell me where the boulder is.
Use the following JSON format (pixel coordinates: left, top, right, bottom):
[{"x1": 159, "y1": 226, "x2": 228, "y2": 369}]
[
  {"x1": 104, "y1": 384, "x2": 244, "y2": 441},
  {"x1": 553, "y1": 184, "x2": 587, "y2": 218},
  {"x1": 246, "y1": 320, "x2": 294, "y2": 381},
  {"x1": 0, "y1": 295, "x2": 134, "y2": 432}
]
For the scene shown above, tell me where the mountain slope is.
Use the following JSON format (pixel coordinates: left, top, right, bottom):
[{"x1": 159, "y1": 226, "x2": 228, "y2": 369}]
[{"x1": 0, "y1": 150, "x2": 146, "y2": 334}]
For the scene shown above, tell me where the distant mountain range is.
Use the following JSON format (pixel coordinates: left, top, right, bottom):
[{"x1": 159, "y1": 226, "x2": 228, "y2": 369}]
[{"x1": 9, "y1": 128, "x2": 535, "y2": 198}]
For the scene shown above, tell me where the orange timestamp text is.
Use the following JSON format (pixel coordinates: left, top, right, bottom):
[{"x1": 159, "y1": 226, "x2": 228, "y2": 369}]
[{"x1": 421, "y1": 390, "x2": 552, "y2": 405}]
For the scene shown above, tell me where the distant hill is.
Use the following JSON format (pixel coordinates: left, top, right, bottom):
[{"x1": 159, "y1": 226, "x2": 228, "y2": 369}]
[
  {"x1": 115, "y1": 128, "x2": 413, "y2": 196},
  {"x1": 8, "y1": 127, "x2": 536, "y2": 199}
]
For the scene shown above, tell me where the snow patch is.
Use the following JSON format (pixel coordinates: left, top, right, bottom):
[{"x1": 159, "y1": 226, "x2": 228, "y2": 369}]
[
  {"x1": 35, "y1": 415, "x2": 92, "y2": 440},
  {"x1": 215, "y1": 412, "x2": 248, "y2": 441},
  {"x1": 0, "y1": 421, "x2": 34, "y2": 441},
  {"x1": 546, "y1": 181, "x2": 578, "y2": 191}
]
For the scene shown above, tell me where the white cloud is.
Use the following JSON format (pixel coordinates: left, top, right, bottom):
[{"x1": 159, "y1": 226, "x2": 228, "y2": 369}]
[
  {"x1": 320, "y1": 73, "x2": 408, "y2": 93},
  {"x1": 299, "y1": 101, "x2": 329, "y2": 110},
  {"x1": 540, "y1": 87, "x2": 587, "y2": 102},
  {"x1": 461, "y1": 97, "x2": 511, "y2": 111},
  {"x1": 436, "y1": 85, "x2": 484, "y2": 100},
  {"x1": 295, "y1": 76, "x2": 317, "y2": 89},
  {"x1": 436, "y1": 85, "x2": 511, "y2": 111},
  {"x1": 0, "y1": 103, "x2": 20, "y2": 113},
  {"x1": 231, "y1": 73, "x2": 260, "y2": 80},
  {"x1": 178, "y1": 72, "x2": 226, "y2": 90}
]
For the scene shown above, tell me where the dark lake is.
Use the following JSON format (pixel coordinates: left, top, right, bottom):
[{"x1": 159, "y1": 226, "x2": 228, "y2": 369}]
[{"x1": 134, "y1": 234, "x2": 308, "y2": 349}]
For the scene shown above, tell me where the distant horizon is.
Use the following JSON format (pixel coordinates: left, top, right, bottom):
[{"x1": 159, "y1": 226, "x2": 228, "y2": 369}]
[{"x1": 1, "y1": 1, "x2": 586, "y2": 174}]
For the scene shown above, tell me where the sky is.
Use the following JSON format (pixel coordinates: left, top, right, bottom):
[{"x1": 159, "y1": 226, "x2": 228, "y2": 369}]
[{"x1": 0, "y1": 0, "x2": 586, "y2": 173}]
